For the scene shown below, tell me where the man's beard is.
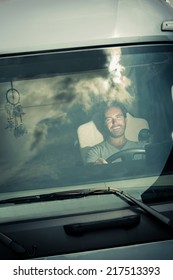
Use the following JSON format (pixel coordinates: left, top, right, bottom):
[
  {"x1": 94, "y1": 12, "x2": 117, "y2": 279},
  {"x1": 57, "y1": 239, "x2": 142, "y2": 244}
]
[{"x1": 108, "y1": 125, "x2": 126, "y2": 138}]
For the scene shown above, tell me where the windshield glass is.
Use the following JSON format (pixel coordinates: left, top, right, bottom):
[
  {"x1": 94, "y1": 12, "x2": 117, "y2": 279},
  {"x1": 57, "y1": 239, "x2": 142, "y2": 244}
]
[{"x1": 0, "y1": 44, "x2": 173, "y2": 197}]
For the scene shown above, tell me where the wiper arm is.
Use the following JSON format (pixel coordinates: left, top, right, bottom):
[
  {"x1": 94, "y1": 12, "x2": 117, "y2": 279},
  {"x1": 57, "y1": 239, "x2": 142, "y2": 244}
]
[
  {"x1": 113, "y1": 188, "x2": 172, "y2": 229},
  {"x1": 0, "y1": 232, "x2": 26, "y2": 255},
  {"x1": 0, "y1": 232, "x2": 36, "y2": 257}
]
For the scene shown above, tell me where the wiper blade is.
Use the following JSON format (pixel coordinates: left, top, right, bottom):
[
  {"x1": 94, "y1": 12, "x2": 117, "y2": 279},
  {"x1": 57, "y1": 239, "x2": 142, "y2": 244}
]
[{"x1": 0, "y1": 189, "x2": 106, "y2": 204}]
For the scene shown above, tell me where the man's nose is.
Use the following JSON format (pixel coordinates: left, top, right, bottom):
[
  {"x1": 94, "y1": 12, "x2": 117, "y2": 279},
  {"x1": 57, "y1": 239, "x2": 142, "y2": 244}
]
[{"x1": 112, "y1": 117, "x2": 118, "y2": 125}]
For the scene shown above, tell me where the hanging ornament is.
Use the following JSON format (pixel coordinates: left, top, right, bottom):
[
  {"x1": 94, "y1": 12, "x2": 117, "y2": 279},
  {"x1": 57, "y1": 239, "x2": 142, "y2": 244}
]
[{"x1": 5, "y1": 81, "x2": 27, "y2": 137}]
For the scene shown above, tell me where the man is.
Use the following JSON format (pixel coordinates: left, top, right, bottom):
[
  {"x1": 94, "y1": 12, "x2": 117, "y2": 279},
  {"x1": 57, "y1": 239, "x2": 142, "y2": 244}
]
[{"x1": 86, "y1": 101, "x2": 145, "y2": 164}]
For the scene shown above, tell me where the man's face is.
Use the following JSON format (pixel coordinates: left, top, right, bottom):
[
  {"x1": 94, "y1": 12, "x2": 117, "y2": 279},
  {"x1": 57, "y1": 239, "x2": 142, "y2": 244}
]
[{"x1": 104, "y1": 106, "x2": 126, "y2": 138}]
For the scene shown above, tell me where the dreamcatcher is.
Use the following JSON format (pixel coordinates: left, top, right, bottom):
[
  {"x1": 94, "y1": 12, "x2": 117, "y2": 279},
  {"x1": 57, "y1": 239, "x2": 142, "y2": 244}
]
[{"x1": 5, "y1": 81, "x2": 27, "y2": 137}]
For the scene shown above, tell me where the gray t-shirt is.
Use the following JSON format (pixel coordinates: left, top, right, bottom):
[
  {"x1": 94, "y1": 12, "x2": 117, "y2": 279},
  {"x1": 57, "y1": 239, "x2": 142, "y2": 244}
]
[{"x1": 86, "y1": 139, "x2": 145, "y2": 163}]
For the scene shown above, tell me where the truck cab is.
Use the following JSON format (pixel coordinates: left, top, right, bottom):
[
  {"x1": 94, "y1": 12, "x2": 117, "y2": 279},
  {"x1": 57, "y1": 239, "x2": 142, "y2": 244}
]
[{"x1": 0, "y1": 0, "x2": 173, "y2": 260}]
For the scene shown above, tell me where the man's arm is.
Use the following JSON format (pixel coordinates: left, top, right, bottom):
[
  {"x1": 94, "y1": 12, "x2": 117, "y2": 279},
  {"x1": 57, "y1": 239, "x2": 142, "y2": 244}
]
[{"x1": 86, "y1": 144, "x2": 108, "y2": 165}]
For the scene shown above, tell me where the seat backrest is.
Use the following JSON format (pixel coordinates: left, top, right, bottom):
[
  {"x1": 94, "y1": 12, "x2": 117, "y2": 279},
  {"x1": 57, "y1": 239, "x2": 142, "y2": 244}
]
[{"x1": 77, "y1": 113, "x2": 149, "y2": 163}]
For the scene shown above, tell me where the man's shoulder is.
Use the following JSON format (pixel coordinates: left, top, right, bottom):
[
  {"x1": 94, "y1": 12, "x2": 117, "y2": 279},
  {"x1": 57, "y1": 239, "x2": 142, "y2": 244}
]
[
  {"x1": 89, "y1": 140, "x2": 107, "y2": 151},
  {"x1": 126, "y1": 140, "x2": 146, "y2": 148}
]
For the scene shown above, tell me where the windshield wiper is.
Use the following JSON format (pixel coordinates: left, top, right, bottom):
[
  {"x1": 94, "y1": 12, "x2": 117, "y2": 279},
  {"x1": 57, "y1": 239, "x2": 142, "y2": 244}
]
[
  {"x1": 0, "y1": 232, "x2": 36, "y2": 257},
  {"x1": 113, "y1": 188, "x2": 172, "y2": 229},
  {"x1": 0, "y1": 190, "x2": 96, "y2": 204},
  {"x1": 0, "y1": 232, "x2": 26, "y2": 255},
  {"x1": 0, "y1": 187, "x2": 172, "y2": 229}
]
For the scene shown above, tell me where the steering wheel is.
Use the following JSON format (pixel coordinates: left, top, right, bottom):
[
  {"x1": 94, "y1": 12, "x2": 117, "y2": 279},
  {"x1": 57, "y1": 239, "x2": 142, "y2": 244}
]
[{"x1": 106, "y1": 148, "x2": 146, "y2": 163}]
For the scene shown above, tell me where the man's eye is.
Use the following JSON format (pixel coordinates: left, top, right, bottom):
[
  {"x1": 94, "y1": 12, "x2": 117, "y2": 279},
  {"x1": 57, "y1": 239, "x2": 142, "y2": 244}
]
[
  {"x1": 117, "y1": 114, "x2": 123, "y2": 119},
  {"x1": 105, "y1": 118, "x2": 112, "y2": 123}
]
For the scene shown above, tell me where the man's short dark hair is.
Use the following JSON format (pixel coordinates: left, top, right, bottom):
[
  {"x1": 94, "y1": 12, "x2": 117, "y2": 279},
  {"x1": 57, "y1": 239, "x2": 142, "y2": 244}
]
[{"x1": 103, "y1": 101, "x2": 127, "y2": 118}]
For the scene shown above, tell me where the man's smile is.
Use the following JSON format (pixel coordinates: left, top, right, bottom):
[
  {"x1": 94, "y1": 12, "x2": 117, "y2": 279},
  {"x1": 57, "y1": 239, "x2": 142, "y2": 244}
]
[{"x1": 111, "y1": 126, "x2": 121, "y2": 130}]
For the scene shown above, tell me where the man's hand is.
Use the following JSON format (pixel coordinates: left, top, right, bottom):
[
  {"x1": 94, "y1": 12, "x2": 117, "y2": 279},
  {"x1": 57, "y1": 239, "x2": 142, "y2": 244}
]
[{"x1": 94, "y1": 158, "x2": 108, "y2": 165}]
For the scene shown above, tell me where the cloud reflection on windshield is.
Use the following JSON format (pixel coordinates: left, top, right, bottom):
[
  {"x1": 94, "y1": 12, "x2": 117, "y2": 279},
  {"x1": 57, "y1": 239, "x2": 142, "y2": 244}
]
[{"x1": 0, "y1": 48, "x2": 134, "y2": 191}]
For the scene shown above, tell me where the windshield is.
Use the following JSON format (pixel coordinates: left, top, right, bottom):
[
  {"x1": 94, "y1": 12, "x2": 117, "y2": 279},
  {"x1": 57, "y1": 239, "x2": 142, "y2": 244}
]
[{"x1": 0, "y1": 44, "x2": 173, "y2": 198}]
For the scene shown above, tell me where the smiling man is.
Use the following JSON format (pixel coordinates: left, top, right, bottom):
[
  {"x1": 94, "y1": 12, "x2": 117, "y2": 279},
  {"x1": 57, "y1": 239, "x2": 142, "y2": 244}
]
[{"x1": 86, "y1": 101, "x2": 145, "y2": 164}]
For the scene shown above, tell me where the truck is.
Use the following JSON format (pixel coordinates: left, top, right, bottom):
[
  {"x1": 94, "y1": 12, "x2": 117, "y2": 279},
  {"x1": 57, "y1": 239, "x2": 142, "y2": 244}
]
[{"x1": 0, "y1": 0, "x2": 173, "y2": 260}]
